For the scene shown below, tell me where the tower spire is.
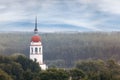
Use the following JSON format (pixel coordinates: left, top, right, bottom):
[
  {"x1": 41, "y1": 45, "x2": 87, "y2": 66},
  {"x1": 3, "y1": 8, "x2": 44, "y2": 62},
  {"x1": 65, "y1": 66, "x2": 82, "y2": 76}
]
[{"x1": 34, "y1": 16, "x2": 38, "y2": 34}]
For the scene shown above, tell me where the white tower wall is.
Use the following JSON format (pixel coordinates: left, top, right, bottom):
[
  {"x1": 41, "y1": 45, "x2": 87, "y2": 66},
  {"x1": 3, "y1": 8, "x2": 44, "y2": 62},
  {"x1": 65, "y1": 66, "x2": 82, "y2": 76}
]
[{"x1": 30, "y1": 42, "x2": 47, "y2": 70}]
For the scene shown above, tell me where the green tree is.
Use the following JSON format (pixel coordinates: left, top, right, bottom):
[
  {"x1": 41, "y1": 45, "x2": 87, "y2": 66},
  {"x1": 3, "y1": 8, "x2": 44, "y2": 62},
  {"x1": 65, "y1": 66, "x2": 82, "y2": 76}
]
[
  {"x1": 106, "y1": 60, "x2": 120, "y2": 80},
  {"x1": 39, "y1": 68, "x2": 69, "y2": 80},
  {"x1": 0, "y1": 55, "x2": 41, "y2": 80},
  {"x1": 10, "y1": 62, "x2": 24, "y2": 80},
  {"x1": 0, "y1": 69, "x2": 13, "y2": 80},
  {"x1": 23, "y1": 69, "x2": 36, "y2": 80},
  {"x1": 15, "y1": 55, "x2": 41, "y2": 72},
  {"x1": 70, "y1": 68, "x2": 86, "y2": 80},
  {"x1": 76, "y1": 60, "x2": 109, "y2": 80}
]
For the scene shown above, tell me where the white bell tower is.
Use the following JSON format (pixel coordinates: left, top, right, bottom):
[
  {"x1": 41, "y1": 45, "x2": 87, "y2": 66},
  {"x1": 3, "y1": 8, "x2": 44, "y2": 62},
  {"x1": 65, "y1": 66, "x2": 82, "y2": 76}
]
[{"x1": 30, "y1": 17, "x2": 47, "y2": 70}]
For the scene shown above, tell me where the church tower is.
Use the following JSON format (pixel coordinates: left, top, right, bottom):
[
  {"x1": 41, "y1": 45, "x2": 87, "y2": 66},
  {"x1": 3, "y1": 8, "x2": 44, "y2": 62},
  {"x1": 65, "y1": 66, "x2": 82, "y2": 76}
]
[{"x1": 30, "y1": 17, "x2": 47, "y2": 70}]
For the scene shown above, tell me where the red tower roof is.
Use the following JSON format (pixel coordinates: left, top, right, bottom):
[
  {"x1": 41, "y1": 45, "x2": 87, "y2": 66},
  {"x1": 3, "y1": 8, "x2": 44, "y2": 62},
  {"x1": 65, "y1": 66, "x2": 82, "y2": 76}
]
[{"x1": 31, "y1": 35, "x2": 41, "y2": 42}]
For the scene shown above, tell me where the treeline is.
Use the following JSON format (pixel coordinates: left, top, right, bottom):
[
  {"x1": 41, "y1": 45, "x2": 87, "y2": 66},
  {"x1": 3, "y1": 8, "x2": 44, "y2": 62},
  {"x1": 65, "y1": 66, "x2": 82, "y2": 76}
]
[
  {"x1": 0, "y1": 55, "x2": 40, "y2": 80},
  {"x1": 0, "y1": 32, "x2": 120, "y2": 67},
  {"x1": 0, "y1": 55, "x2": 120, "y2": 80}
]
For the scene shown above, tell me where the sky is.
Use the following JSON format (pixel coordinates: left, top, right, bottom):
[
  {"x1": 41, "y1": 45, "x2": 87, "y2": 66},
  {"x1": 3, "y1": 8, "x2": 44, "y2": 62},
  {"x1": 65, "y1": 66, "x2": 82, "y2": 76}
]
[{"x1": 0, "y1": 0, "x2": 120, "y2": 32}]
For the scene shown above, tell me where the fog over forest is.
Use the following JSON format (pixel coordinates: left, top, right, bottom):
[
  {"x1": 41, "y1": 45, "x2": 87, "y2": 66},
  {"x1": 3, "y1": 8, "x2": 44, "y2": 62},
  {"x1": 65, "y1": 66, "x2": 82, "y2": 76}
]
[{"x1": 0, "y1": 32, "x2": 120, "y2": 67}]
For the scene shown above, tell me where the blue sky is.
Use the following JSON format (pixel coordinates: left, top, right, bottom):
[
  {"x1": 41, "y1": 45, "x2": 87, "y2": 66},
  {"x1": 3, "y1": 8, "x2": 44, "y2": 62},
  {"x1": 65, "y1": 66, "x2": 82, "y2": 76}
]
[{"x1": 0, "y1": 0, "x2": 120, "y2": 32}]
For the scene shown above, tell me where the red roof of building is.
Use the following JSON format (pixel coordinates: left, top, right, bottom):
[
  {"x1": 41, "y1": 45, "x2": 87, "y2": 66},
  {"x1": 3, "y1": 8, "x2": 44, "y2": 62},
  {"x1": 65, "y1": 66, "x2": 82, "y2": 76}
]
[{"x1": 31, "y1": 35, "x2": 41, "y2": 42}]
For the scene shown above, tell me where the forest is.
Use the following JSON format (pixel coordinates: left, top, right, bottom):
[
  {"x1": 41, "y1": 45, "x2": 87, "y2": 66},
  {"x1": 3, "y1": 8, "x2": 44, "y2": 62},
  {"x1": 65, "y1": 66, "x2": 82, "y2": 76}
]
[
  {"x1": 0, "y1": 55, "x2": 120, "y2": 80},
  {"x1": 0, "y1": 32, "x2": 120, "y2": 68}
]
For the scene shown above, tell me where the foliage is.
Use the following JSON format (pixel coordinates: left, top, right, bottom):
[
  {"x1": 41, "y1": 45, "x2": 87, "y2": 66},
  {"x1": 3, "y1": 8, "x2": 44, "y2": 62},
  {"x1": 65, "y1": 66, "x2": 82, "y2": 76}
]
[
  {"x1": 69, "y1": 68, "x2": 85, "y2": 80},
  {"x1": 39, "y1": 68, "x2": 69, "y2": 80},
  {"x1": 15, "y1": 55, "x2": 41, "y2": 72},
  {"x1": 0, "y1": 55, "x2": 120, "y2": 80},
  {"x1": 0, "y1": 69, "x2": 13, "y2": 80},
  {"x1": 0, "y1": 55, "x2": 40, "y2": 80},
  {"x1": 76, "y1": 59, "x2": 120, "y2": 80}
]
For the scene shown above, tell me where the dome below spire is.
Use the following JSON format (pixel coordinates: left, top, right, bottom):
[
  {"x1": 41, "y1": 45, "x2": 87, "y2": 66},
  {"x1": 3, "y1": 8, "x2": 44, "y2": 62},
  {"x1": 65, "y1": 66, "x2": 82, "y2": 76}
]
[{"x1": 31, "y1": 35, "x2": 41, "y2": 42}]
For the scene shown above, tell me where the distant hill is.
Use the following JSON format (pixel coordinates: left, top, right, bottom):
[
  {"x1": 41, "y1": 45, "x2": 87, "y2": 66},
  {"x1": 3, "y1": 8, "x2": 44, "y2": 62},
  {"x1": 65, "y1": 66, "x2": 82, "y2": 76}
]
[{"x1": 0, "y1": 32, "x2": 120, "y2": 68}]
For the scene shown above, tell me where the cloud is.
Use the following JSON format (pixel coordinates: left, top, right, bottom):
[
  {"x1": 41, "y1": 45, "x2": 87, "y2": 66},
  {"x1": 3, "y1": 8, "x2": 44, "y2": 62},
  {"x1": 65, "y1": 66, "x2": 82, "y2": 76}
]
[
  {"x1": 56, "y1": 19, "x2": 102, "y2": 31},
  {"x1": 96, "y1": 0, "x2": 120, "y2": 15},
  {"x1": 0, "y1": 0, "x2": 120, "y2": 32}
]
